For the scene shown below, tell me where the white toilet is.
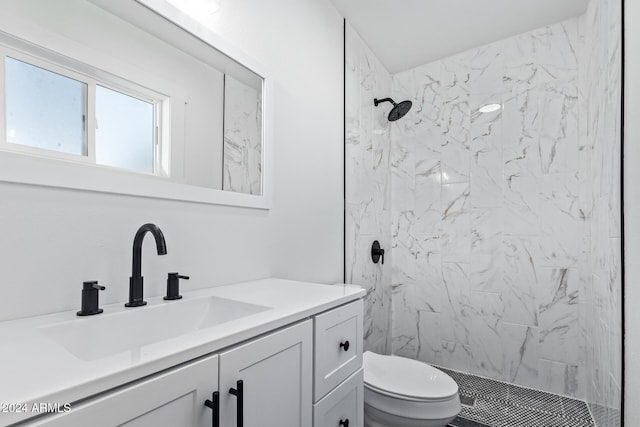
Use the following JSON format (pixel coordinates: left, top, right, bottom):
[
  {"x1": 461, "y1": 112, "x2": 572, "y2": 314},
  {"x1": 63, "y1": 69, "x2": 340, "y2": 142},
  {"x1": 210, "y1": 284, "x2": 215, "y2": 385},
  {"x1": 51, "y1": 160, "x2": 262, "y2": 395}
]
[{"x1": 363, "y1": 351, "x2": 461, "y2": 427}]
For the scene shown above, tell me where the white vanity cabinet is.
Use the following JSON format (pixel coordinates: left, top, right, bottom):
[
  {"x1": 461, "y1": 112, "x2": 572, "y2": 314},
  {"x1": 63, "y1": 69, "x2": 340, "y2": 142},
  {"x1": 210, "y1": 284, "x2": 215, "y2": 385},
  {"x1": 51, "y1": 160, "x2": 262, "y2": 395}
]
[
  {"x1": 27, "y1": 320, "x2": 313, "y2": 427},
  {"x1": 28, "y1": 354, "x2": 219, "y2": 427},
  {"x1": 4, "y1": 281, "x2": 365, "y2": 427},
  {"x1": 219, "y1": 320, "x2": 313, "y2": 427},
  {"x1": 313, "y1": 369, "x2": 363, "y2": 427},
  {"x1": 313, "y1": 300, "x2": 364, "y2": 427}
]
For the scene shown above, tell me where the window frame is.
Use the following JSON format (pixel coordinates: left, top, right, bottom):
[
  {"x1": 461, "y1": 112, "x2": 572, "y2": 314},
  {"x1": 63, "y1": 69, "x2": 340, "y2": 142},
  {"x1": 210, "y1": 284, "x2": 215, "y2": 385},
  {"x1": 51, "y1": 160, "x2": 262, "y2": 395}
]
[{"x1": 0, "y1": 41, "x2": 168, "y2": 177}]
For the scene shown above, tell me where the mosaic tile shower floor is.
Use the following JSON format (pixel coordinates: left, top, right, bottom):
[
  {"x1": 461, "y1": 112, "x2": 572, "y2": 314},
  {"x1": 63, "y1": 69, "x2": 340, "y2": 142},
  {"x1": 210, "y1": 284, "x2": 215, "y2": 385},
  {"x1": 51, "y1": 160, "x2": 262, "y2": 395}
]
[{"x1": 440, "y1": 367, "x2": 595, "y2": 427}]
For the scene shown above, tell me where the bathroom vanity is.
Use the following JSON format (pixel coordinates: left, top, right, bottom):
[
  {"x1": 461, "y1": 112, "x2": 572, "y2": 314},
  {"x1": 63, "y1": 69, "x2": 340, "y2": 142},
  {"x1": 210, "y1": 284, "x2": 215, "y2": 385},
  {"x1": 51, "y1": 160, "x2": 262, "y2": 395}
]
[{"x1": 0, "y1": 279, "x2": 364, "y2": 427}]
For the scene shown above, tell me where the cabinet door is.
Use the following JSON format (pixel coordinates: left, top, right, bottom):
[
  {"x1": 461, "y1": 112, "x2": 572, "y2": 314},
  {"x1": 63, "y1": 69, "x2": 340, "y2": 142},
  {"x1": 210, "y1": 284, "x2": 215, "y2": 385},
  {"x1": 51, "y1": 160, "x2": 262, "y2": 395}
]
[
  {"x1": 314, "y1": 300, "x2": 363, "y2": 401},
  {"x1": 313, "y1": 369, "x2": 363, "y2": 427},
  {"x1": 219, "y1": 320, "x2": 312, "y2": 427},
  {"x1": 30, "y1": 355, "x2": 218, "y2": 427}
]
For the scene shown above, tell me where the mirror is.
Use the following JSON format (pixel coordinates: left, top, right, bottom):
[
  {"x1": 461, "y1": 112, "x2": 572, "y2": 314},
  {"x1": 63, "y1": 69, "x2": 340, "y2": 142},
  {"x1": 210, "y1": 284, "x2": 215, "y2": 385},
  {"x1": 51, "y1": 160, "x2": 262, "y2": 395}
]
[
  {"x1": 223, "y1": 75, "x2": 263, "y2": 195},
  {"x1": 0, "y1": 0, "x2": 270, "y2": 208}
]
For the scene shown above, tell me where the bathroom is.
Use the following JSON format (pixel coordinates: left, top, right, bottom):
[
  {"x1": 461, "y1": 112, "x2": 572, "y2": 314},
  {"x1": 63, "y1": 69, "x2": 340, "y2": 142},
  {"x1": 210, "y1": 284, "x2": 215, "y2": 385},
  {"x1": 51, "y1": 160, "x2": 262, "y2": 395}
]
[{"x1": 0, "y1": 0, "x2": 634, "y2": 426}]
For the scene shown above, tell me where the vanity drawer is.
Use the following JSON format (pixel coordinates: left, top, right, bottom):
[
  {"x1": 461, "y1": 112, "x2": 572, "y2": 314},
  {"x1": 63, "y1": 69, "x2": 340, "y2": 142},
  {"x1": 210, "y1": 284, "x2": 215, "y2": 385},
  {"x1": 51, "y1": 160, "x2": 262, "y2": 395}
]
[
  {"x1": 314, "y1": 299, "x2": 363, "y2": 400},
  {"x1": 313, "y1": 368, "x2": 363, "y2": 427}
]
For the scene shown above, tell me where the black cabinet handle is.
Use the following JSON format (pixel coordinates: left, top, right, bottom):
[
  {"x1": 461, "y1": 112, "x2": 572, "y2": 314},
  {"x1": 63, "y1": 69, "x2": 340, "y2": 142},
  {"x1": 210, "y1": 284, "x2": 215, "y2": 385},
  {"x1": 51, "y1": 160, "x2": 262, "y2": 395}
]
[
  {"x1": 229, "y1": 380, "x2": 244, "y2": 427},
  {"x1": 340, "y1": 340, "x2": 350, "y2": 352},
  {"x1": 204, "y1": 391, "x2": 219, "y2": 427},
  {"x1": 339, "y1": 419, "x2": 349, "y2": 427}
]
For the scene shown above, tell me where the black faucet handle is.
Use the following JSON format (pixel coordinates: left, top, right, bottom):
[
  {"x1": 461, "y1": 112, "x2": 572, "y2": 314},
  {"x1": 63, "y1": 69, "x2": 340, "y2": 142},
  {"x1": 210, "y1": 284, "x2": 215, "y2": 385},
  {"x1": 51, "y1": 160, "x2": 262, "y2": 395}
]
[
  {"x1": 86, "y1": 282, "x2": 106, "y2": 291},
  {"x1": 78, "y1": 281, "x2": 106, "y2": 316},
  {"x1": 164, "y1": 273, "x2": 188, "y2": 300}
]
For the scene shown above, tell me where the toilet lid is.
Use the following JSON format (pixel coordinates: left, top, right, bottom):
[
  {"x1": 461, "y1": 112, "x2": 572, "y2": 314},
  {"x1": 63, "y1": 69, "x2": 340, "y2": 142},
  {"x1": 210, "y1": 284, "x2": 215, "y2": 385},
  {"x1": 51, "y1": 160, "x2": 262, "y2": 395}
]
[{"x1": 363, "y1": 351, "x2": 458, "y2": 401}]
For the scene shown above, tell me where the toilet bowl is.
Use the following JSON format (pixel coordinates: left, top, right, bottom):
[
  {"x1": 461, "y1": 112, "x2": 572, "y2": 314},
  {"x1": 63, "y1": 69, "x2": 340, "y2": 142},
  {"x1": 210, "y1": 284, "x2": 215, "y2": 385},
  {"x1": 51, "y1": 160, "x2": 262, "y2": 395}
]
[{"x1": 363, "y1": 351, "x2": 461, "y2": 427}]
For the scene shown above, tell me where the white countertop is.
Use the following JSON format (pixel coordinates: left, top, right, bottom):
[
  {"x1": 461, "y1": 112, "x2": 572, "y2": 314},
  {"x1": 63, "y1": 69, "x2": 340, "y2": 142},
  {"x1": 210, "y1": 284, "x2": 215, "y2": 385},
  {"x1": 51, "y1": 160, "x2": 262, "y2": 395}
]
[{"x1": 0, "y1": 278, "x2": 364, "y2": 426}]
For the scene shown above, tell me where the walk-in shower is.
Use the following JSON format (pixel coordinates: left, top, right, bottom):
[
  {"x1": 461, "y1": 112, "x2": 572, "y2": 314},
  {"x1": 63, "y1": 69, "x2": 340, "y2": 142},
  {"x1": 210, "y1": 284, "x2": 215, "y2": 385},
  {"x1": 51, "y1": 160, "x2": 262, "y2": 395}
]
[{"x1": 345, "y1": 0, "x2": 622, "y2": 423}]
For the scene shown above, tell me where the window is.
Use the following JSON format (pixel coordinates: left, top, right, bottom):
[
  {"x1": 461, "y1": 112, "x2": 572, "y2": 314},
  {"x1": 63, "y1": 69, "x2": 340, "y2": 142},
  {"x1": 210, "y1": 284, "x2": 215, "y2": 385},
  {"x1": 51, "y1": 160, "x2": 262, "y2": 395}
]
[
  {"x1": 95, "y1": 85, "x2": 155, "y2": 173},
  {"x1": 5, "y1": 57, "x2": 87, "y2": 156},
  {"x1": 1, "y1": 49, "x2": 163, "y2": 175},
  {"x1": 0, "y1": 0, "x2": 269, "y2": 208}
]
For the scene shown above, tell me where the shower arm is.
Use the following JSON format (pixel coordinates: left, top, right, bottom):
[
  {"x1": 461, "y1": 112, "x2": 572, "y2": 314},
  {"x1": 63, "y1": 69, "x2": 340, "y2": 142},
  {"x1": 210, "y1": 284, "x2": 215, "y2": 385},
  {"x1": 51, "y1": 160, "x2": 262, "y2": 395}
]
[{"x1": 373, "y1": 98, "x2": 397, "y2": 107}]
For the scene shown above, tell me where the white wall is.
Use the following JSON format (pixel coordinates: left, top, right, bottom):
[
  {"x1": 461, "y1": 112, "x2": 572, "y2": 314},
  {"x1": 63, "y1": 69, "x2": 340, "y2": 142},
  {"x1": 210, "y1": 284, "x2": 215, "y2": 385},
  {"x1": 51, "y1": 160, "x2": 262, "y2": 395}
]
[
  {"x1": 624, "y1": 0, "x2": 640, "y2": 424},
  {"x1": 201, "y1": 0, "x2": 345, "y2": 283},
  {"x1": 0, "y1": 0, "x2": 344, "y2": 321}
]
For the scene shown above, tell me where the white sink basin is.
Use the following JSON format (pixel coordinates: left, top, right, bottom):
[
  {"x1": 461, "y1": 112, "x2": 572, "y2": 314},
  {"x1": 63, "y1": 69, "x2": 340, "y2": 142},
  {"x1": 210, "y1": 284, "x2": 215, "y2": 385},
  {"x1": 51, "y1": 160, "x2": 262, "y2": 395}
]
[{"x1": 41, "y1": 296, "x2": 270, "y2": 361}]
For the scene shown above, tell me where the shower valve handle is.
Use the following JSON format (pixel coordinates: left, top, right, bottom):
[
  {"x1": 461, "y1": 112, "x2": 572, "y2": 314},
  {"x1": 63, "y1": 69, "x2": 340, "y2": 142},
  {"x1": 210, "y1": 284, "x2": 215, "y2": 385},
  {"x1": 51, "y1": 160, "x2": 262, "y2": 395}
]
[{"x1": 371, "y1": 240, "x2": 385, "y2": 265}]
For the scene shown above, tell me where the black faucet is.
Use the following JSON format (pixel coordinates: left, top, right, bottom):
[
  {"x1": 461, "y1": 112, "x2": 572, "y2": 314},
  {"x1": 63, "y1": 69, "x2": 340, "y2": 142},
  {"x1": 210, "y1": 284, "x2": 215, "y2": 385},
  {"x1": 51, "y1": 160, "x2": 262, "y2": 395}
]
[
  {"x1": 126, "y1": 223, "x2": 167, "y2": 307},
  {"x1": 77, "y1": 281, "x2": 106, "y2": 316},
  {"x1": 164, "y1": 273, "x2": 189, "y2": 300}
]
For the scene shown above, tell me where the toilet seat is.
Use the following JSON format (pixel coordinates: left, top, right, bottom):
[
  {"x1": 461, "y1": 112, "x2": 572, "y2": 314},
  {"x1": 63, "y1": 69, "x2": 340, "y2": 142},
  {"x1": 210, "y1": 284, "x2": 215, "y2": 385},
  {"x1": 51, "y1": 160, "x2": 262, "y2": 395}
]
[
  {"x1": 366, "y1": 382, "x2": 454, "y2": 402},
  {"x1": 363, "y1": 352, "x2": 460, "y2": 424},
  {"x1": 363, "y1": 351, "x2": 459, "y2": 401},
  {"x1": 364, "y1": 384, "x2": 460, "y2": 420}
]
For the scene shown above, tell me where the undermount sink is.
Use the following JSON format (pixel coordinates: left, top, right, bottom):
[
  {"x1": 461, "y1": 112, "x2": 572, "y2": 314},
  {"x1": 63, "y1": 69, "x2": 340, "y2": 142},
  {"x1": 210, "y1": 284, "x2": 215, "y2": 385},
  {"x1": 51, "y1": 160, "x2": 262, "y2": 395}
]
[{"x1": 41, "y1": 296, "x2": 271, "y2": 361}]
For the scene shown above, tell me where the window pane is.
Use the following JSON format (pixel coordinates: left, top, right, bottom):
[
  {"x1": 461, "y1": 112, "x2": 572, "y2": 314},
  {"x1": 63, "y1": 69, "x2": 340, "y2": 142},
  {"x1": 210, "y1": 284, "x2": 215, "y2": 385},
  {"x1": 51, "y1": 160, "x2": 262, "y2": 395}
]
[
  {"x1": 5, "y1": 57, "x2": 87, "y2": 155},
  {"x1": 95, "y1": 85, "x2": 154, "y2": 173}
]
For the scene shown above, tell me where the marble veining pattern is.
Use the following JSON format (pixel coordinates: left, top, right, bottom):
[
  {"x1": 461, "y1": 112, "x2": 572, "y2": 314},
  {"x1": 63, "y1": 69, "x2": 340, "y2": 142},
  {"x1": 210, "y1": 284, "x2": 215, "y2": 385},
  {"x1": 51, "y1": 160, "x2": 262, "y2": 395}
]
[
  {"x1": 389, "y1": 18, "x2": 591, "y2": 399},
  {"x1": 345, "y1": 23, "x2": 392, "y2": 354},
  {"x1": 344, "y1": 0, "x2": 621, "y2": 419},
  {"x1": 223, "y1": 75, "x2": 262, "y2": 195},
  {"x1": 580, "y1": 0, "x2": 622, "y2": 425}
]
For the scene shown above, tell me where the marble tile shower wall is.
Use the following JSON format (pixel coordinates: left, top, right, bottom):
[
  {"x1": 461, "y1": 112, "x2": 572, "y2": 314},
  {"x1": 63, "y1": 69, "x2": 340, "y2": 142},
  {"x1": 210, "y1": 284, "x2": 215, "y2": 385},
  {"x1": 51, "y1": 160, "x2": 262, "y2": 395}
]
[
  {"x1": 223, "y1": 75, "x2": 263, "y2": 195},
  {"x1": 580, "y1": 0, "x2": 622, "y2": 425},
  {"x1": 345, "y1": 23, "x2": 393, "y2": 354},
  {"x1": 343, "y1": 0, "x2": 621, "y2": 414},
  {"x1": 389, "y1": 19, "x2": 590, "y2": 398}
]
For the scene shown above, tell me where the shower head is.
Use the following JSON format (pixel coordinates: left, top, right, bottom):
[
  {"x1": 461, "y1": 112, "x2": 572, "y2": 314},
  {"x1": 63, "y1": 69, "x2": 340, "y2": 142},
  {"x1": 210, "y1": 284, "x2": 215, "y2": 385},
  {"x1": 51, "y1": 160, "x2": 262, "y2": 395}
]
[{"x1": 374, "y1": 97, "x2": 412, "y2": 121}]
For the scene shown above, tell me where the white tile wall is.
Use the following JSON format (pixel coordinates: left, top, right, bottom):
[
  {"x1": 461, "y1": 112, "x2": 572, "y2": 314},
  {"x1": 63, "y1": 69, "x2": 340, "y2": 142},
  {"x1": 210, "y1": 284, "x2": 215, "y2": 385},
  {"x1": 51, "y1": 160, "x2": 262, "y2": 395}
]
[
  {"x1": 345, "y1": 23, "x2": 392, "y2": 354},
  {"x1": 223, "y1": 75, "x2": 262, "y2": 195},
  {"x1": 581, "y1": 0, "x2": 622, "y2": 424},
  {"x1": 389, "y1": 18, "x2": 588, "y2": 398},
  {"x1": 345, "y1": 0, "x2": 620, "y2": 414}
]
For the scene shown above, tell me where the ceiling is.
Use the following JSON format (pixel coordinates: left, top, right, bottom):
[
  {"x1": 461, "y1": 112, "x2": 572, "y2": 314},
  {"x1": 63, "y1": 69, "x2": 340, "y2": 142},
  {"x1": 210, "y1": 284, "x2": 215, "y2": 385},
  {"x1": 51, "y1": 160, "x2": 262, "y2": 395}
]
[{"x1": 330, "y1": 0, "x2": 590, "y2": 74}]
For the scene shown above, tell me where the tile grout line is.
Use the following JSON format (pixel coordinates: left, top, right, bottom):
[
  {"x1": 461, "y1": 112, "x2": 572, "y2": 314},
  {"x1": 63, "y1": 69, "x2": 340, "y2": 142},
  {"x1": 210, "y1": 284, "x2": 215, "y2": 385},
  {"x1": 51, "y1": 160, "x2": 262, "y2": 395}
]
[
  {"x1": 434, "y1": 363, "x2": 590, "y2": 405},
  {"x1": 436, "y1": 366, "x2": 595, "y2": 426}
]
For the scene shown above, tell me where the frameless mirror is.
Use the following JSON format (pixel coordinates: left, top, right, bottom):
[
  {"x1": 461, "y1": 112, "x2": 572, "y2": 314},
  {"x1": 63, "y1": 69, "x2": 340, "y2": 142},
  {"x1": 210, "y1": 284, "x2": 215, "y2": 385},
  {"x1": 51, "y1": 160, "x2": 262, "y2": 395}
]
[{"x1": 0, "y1": 0, "x2": 270, "y2": 208}]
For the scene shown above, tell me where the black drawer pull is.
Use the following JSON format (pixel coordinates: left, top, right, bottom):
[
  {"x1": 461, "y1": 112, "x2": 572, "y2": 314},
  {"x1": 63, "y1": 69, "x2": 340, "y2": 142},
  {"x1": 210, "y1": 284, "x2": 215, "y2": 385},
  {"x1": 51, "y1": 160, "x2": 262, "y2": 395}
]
[
  {"x1": 339, "y1": 419, "x2": 349, "y2": 427},
  {"x1": 340, "y1": 340, "x2": 350, "y2": 351},
  {"x1": 229, "y1": 380, "x2": 244, "y2": 427},
  {"x1": 204, "y1": 391, "x2": 219, "y2": 427}
]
